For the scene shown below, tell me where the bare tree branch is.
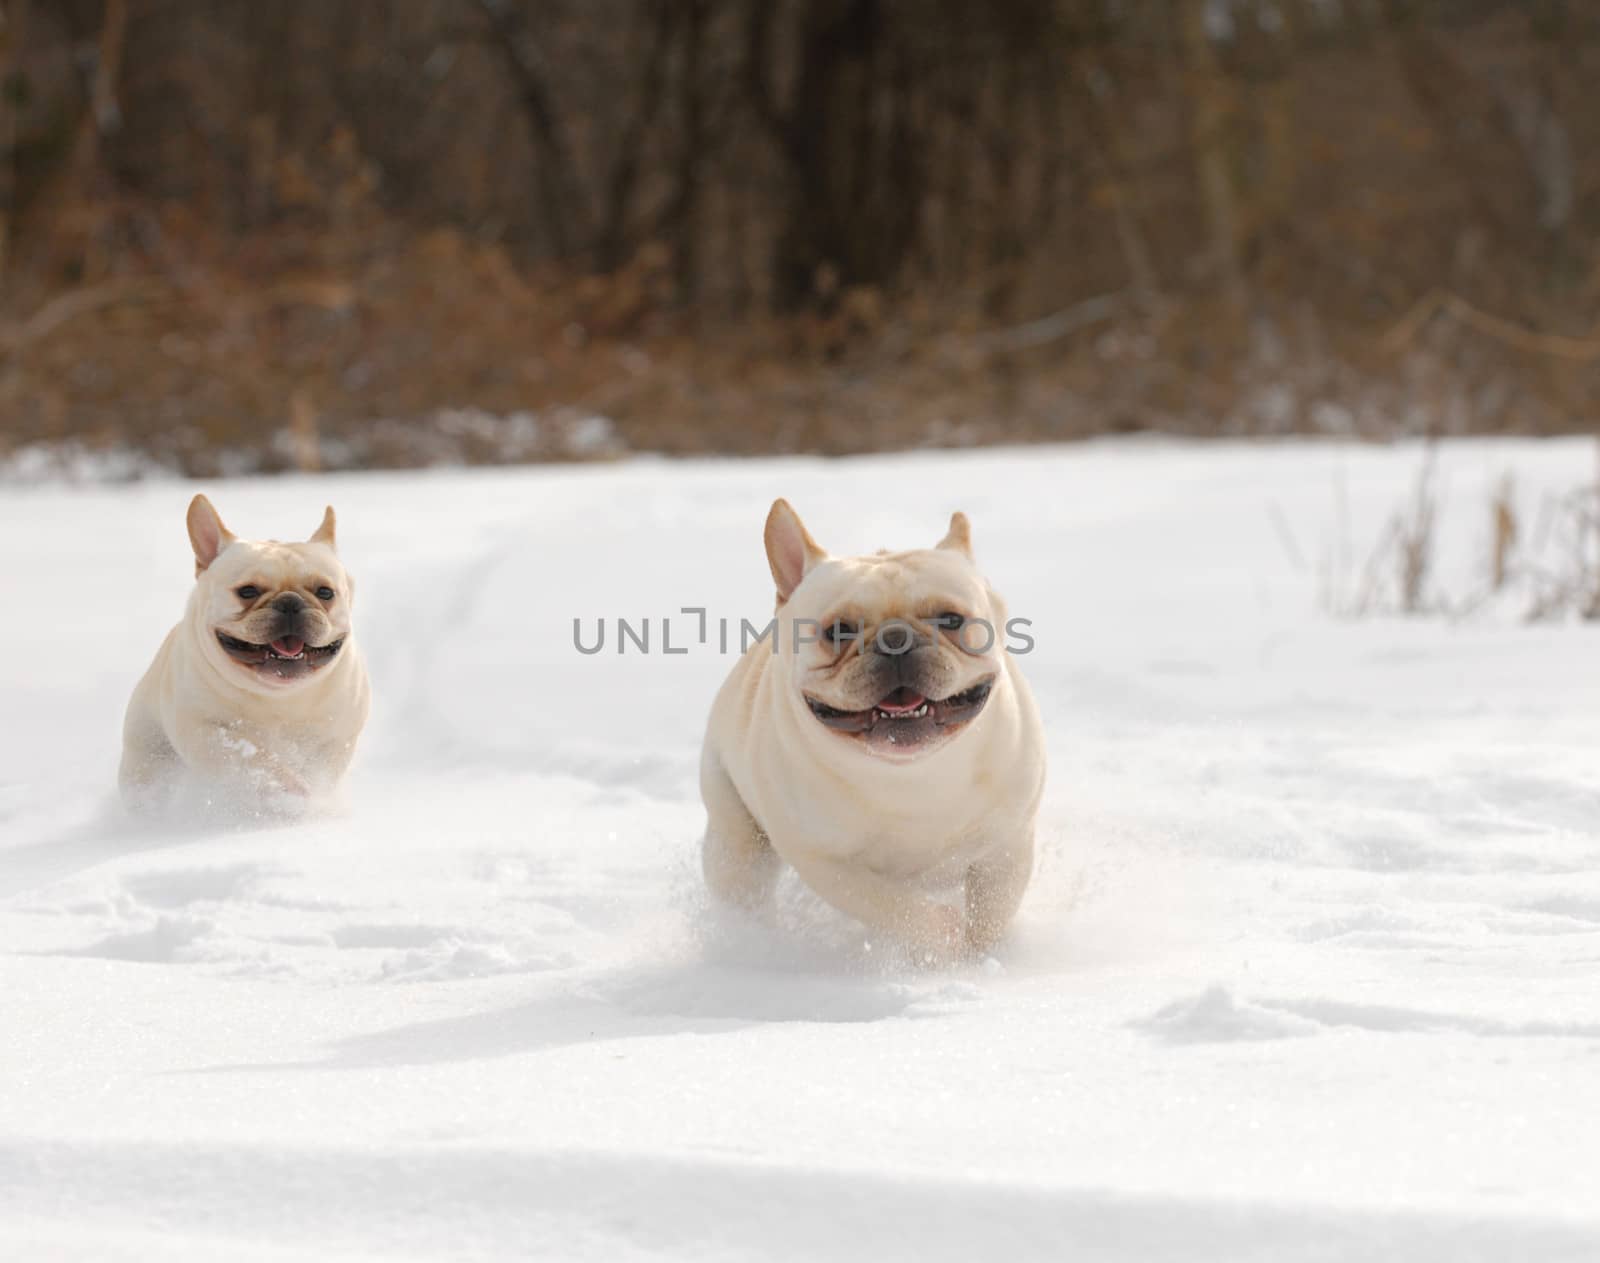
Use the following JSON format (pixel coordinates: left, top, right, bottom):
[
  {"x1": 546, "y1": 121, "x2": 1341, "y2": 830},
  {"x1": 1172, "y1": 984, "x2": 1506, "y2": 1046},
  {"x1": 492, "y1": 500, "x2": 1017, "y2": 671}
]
[{"x1": 471, "y1": 0, "x2": 588, "y2": 257}]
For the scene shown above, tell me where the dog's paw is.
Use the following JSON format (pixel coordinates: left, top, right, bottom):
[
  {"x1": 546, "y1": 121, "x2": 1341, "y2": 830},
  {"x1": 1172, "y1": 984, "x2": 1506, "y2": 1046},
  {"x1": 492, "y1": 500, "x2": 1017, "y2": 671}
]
[
  {"x1": 907, "y1": 903, "x2": 970, "y2": 969},
  {"x1": 263, "y1": 765, "x2": 311, "y2": 798}
]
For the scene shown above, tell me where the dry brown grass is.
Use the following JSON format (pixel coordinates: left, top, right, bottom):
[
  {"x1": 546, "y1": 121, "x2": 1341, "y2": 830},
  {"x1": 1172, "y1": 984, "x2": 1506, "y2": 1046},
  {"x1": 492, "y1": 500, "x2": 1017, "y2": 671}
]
[
  {"x1": 1326, "y1": 443, "x2": 1600, "y2": 623},
  {"x1": 1524, "y1": 463, "x2": 1600, "y2": 622},
  {"x1": 1324, "y1": 448, "x2": 1442, "y2": 619}
]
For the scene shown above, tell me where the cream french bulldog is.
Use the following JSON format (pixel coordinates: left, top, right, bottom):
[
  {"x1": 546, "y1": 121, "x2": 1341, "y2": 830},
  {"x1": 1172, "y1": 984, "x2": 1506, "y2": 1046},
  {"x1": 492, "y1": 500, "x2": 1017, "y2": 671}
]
[
  {"x1": 119, "y1": 494, "x2": 370, "y2": 811},
  {"x1": 701, "y1": 500, "x2": 1045, "y2": 962}
]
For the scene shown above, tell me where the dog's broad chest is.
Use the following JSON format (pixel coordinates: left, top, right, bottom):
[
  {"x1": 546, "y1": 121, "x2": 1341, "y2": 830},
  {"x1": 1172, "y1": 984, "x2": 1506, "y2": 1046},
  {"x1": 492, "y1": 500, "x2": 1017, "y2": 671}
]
[{"x1": 743, "y1": 730, "x2": 1025, "y2": 877}]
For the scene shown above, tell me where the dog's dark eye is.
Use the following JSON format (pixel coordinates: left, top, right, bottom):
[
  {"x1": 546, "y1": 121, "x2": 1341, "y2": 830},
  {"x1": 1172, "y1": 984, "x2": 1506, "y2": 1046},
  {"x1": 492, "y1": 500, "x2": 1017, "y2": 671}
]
[
  {"x1": 315, "y1": 585, "x2": 335, "y2": 602},
  {"x1": 236, "y1": 585, "x2": 261, "y2": 601},
  {"x1": 933, "y1": 612, "x2": 967, "y2": 631},
  {"x1": 822, "y1": 619, "x2": 860, "y2": 645}
]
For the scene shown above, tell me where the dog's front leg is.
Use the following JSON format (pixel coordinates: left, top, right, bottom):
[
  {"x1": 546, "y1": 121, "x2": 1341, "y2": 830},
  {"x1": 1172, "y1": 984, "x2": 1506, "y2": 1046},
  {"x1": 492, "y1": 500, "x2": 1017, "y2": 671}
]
[
  {"x1": 119, "y1": 729, "x2": 181, "y2": 812},
  {"x1": 308, "y1": 734, "x2": 360, "y2": 793},
  {"x1": 701, "y1": 752, "x2": 779, "y2": 910},
  {"x1": 964, "y1": 833, "x2": 1035, "y2": 953},
  {"x1": 785, "y1": 851, "x2": 966, "y2": 964},
  {"x1": 177, "y1": 721, "x2": 311, "y2": 798}
]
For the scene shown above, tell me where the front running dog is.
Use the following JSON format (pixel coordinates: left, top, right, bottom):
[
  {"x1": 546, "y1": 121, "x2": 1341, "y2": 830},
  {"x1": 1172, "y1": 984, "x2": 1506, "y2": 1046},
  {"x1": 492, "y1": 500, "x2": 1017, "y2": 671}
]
[
  {"x1": 119, "y1": 495, "x2": 370, "y2": 812},
  {"x1": 700, "y1": 500, "x2": 1045, "y2": 962}
]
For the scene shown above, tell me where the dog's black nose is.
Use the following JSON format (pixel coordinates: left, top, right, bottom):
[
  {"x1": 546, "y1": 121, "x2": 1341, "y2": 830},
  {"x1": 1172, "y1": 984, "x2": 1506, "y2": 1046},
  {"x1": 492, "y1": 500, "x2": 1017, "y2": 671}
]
[{"x1": 272, "y1": 594, "x2": 305, "y2": 615}]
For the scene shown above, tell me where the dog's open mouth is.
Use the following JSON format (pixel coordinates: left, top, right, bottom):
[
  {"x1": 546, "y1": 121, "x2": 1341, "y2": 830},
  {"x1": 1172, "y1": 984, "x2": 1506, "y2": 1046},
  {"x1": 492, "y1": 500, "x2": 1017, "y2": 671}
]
[
  {"x1": 805, "y1": 677, "x2": 995, "y2": 754},
  {"x1": 216, "y1": 631, "x2": 344, "y2": 680}
]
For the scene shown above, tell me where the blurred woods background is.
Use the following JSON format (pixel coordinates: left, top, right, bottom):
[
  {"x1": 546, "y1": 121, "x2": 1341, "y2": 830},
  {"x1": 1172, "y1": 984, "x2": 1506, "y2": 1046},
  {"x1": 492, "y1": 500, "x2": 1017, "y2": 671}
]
[{"x1": 2, "y1": 0, "x2": 1600, "y2": 476}]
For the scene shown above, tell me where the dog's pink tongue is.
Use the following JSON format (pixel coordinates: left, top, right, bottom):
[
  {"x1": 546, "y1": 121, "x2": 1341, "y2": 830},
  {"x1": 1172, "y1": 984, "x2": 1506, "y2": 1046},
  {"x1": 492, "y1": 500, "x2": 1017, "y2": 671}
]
[
  {"x1": 272, "y1": 636, "x2": 305, "y2": 657},
  {"x1": 877, "y1": 689, "x2": 926, "y2": 714}
]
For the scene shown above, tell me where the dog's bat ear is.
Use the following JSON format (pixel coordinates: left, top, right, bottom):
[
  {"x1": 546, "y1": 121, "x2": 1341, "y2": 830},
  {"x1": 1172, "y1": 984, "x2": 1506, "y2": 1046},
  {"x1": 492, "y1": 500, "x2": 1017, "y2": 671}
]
[
  {"x1": 309, "y1": 505, "x2": 337, "y2": 549},
  {"x1": 764, "y1": 498, "x2": 826, "y2": 604},
  {"x1": 937, "y1": 511, "x2": 973, "y2": 557},
  {"x1": 187, "y1": 494, "x2": 235, "y2": 574}
]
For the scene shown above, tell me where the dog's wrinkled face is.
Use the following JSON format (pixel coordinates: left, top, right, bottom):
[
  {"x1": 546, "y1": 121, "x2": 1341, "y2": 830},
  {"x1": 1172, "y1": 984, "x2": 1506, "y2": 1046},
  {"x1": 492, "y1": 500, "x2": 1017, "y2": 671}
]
[
  {"x1": 765, "y1": 501, "x2": 1003, "y2": 761},
  {"x1": 186, "y1": 495, "x2": 354, "y2": 691}
]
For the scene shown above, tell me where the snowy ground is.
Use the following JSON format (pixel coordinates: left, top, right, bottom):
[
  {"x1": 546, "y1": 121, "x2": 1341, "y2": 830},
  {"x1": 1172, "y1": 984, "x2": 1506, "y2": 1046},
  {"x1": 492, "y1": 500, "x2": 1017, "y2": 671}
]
[{"x1": 2, "y1": 439, "x2": 1598, "y2": 1261}]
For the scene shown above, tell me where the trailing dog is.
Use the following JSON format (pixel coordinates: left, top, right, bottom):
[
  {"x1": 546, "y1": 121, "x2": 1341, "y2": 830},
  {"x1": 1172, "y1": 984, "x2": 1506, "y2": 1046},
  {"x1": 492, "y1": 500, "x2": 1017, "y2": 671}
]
[
  {"x1": 700, "y1": 500, "x2": 1045, "y2": 962},
  {"x1": 119, "y1": 495, "x2": 370, "y2": 812}
]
